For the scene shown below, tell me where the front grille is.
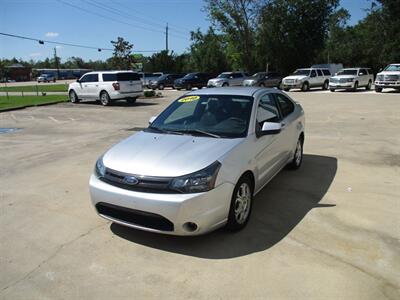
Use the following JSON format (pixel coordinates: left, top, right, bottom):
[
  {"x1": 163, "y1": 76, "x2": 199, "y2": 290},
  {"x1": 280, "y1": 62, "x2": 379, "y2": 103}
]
[
  {"x1": 96, "y1": 202, "x2": 174, "y2": 231},
  {"x1": 285, "y1": 79, "x2": 295, "y2": 84},
  {"x1": 384, "y1": 75, "x2": 399, "y2": 81},
  {"x1": 100, "y1": 167, "x2": 176, "y2": 193}
]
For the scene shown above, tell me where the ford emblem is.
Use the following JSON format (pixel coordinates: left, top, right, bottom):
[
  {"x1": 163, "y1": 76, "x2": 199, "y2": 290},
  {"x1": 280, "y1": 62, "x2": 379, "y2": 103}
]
[{"x1": 122, "y1": 176, "x2": 139, "y2": 185}]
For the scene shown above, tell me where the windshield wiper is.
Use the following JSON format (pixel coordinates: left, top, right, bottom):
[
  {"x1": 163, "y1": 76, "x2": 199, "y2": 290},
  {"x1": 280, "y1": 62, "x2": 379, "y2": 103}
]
[
  {"x1": 148, "y1": 126, "x2": 183, "y2": 135},
  {"x1": 181, "y1": 129, "x2": 221, "y2": 138}
]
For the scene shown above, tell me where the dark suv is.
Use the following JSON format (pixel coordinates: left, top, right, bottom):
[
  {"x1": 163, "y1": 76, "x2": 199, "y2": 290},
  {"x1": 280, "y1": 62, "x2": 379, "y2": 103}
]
[
  {"x1": 149, "y1": 74, "x2": 185, "y2": 90},
  {"x1": 242, "y1": 72, "x2": 282, "y2": 88},
  {"x1": 174, "y1": 72, "x2": 212, "y2": 90}
]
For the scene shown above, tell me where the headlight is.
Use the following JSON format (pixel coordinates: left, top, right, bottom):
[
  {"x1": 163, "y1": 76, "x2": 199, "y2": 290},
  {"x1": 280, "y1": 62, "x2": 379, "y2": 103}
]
[
  {"x1": 170, "y1": 161, "x2": 221, "y2": 193},
  {"x1": 347, "y1": 78, "x2": 354, "y2": 82},
  {"x1": 95, "y1": 155, "x2": 106, "y2": 177}
]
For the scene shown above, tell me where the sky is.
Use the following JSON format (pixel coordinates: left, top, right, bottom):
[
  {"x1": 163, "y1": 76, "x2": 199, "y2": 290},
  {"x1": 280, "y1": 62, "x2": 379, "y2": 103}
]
[{"x1": 0, "y1": 0, "x2": 372, "y2": 63}]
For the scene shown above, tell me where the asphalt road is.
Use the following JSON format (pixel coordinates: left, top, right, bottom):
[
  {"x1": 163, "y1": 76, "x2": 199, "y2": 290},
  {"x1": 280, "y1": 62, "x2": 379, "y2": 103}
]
[{"x1": 0, "y1": 90, "x2": 399, "y2": 299}]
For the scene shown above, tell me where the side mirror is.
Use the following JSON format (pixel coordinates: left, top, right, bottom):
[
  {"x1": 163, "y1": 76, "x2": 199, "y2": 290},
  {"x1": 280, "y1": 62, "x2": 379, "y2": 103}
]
[
  {"x1": 76, "y1": 79, "x2": 80, "y2": 83},
  {"x1": 379, "y1": 68, "x2": 383, "y2": 72},
  {"x1": 260, "y1": 122, "x2": 282, "y2": 135},
  {"x1": 149, "y1": 116, "x2": 157, "y2": 125}
]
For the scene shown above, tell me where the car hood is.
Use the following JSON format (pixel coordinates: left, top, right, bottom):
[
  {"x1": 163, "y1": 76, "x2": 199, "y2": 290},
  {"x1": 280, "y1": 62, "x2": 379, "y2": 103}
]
[
  {"x1": 243, "y1": 78, "x2": 257, "y2": 83},
  {"x1": 208, "y1": 78, "x2": 224, "y2": 83},
  {"x1": 284, "y1": 75, "x2": 307, "y2": 80},
  {"x1": 332, "y1": 75, "x2": 356, "y2": 79},
  {"x1": 377, "y1": 71, "x2": 400, "y2": 76},
  {"x1": 103, "y1": 131, "x2": 243, "y2": 177}
]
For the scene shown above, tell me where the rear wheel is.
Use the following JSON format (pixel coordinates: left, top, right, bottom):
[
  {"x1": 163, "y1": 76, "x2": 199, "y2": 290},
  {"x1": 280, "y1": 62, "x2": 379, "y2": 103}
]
[
  {"x1": 366, "y1": 80, "x2": 372, "y2": 90},
  {"x1": 322, "y1": 80, "x2": 329, "y2": 90},
  {"x1": 100, "y1": 91, "x2": 111, "y2": 106},
  {"x1": 287, "y1": 137, "x2": 304, "y2": 170},
  {"x1": 226, "y1": 176, "x2": 253, "y2": 231},
  {"x1": 158, "y1": 84, "x2": 165, "y2": 90},
  {"x1": 126, "y1": 97, "x2": 137, "y2": 104},
  {"x1": 69, "y1": 90, "x2": 79, "y2": 103}
]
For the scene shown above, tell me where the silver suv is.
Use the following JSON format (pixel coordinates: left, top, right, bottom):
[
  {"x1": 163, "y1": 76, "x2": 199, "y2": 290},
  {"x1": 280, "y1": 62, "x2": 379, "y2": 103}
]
[
  {"x1": 329, "y1": 68, "x2": 374, "y2": 92},
  {"x1": 207, "y1": 72, "x2": 249, "y2": 87},
  {"x1": 282, "y1": 68, "x2": 331, "y2": 91}
]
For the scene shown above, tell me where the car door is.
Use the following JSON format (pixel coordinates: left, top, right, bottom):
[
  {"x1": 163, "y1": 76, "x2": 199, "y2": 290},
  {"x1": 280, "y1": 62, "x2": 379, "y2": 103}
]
[
  {"x1": 358, "y1": 69, "x2": 367, "y2": 86},
  {"x1": 309, "y1": 69, "x2": 318, "y2": 87},
  {"x1": 231, "y1": 73, "x2": 243, "y2": 86},
  {"x1": 75, "y1": 74, "x2": 91, "y2": 98},
  {"x1": 253, "y1": 93, "x2": 287, "y2": 186},
  {"x1": 83, "y1": 74, "x2": 99, "y2": 98},
  {"x1": 273, "y1": 93, "x2": 298, "y2": 159},
  {"x1": 317, "y1": 69, "x2": 324, "y2": 87}
]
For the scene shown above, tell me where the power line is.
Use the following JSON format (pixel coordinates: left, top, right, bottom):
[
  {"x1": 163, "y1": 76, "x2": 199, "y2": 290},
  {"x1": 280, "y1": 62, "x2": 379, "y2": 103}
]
[
  {"x1": 0, "y1": 32, "x2": 161, "y2": 53},
  {"x1": 56, "y1": 0, "x2": 189, "y2": 41}
]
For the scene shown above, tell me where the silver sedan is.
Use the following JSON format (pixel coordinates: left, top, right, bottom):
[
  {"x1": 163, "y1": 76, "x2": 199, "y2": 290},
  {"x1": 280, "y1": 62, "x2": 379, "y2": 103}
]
[{"x1": 90, "y1": 87, "x2": 305, "y2": 235}]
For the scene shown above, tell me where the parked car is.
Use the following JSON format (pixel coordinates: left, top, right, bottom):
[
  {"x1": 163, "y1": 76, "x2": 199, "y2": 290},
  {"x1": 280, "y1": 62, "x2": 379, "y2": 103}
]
[
  {"x1": 243, "y1": 72, "x2": 282, "y2": 88},
  {"x1": 68, "y1": 71, "x2": 143, "y2": 106},
  {"x1": 329, "y1": 68, "x2": 374, "y2": 92},
  {"x1": 149, "y1": 74, "x2": 185, "y2": 90},
  {"x1": 89, "y1": 87, "x2": 305, "y2": 235},
  {"x1": 375, "y1": 63, "x2": 400, "y2": 92},
  {"x1": 37, "y1": 74, "x2": 56, "y2": 83},
  {"x1": 282, "y1": 68, "x2": 331, "y2": 91},
  {"x1": 207, "y1": 71, "x2": 249, "y2": 87},
  {"x1": 140, "y1": 72, "x2": 163, "y2": 88},
  {"x1": 174, "y1": 72, "x2": 212, "y2": 90}
]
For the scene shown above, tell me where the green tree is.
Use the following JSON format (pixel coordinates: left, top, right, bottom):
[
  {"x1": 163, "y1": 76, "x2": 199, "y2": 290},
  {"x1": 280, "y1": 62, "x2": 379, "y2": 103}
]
[
  {"x1": 204, "y1": 0, "x2": 258, "y2": 72},
  {"x1": 110, "y1": 37, "x2": 135, "y2": 70}
]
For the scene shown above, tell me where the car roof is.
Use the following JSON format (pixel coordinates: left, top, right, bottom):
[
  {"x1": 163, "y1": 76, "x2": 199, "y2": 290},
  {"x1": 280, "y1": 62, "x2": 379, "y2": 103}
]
[
  {"x1": 85, "y1": 70, "x2": 138, "y2": 74},
  {"x1": 185, "y1": 87, "x2": 277, "y2": 97}
]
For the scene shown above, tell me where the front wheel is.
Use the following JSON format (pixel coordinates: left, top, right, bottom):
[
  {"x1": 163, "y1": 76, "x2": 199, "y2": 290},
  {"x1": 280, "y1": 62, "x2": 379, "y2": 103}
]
[
  {"x1": 222, "y1": 82, "x2": 229, "y2": 87},
  {"x1": 287, "y1": 138, "x2": 303, "y2": 170},
  {"x1": 69, "y1": 90, "x2": 79, "y2": 103},
  {"x1": 158, "y1": 84, "x2": 165, "y2": 90},
  {"x1": 100, "y1": 91, "x2": 111, "y2": 106},
  {"x1": 375, "y1": 87, "x2": 382, "y2": 92},
  {"x1": 353, "y1": 81, "x2": 359, "y2": 92},
  {"x1": 186, "y1": 83, "x2": 192, "y2": 90},
  {"x1": 226, "y1": 176, "x2": 253, "y2": 231},
  {"x1": 301, "y1": 82, "x2": 309, "y2": 92}
]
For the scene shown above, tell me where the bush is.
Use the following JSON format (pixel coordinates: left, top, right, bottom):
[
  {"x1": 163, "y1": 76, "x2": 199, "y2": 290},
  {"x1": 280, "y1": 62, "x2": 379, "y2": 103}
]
[{"x1": 144, "y1": 90, "x2": 156, "y2": 97}]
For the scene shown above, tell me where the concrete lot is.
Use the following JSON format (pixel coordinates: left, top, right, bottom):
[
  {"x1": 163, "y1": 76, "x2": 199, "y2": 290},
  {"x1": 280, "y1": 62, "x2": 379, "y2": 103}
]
[{"x1": 0, "y1": 89, "x2": 399, "y2": 299}]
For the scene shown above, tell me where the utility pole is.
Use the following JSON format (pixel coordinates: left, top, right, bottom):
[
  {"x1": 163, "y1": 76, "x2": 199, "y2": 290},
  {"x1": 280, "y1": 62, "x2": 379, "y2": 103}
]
[
  {"x1": 53, "y1": 47, "x2": 60, "y2": 79},
  {"x1": 165, "y1": 23, "x2": 169, "y2": 52}
]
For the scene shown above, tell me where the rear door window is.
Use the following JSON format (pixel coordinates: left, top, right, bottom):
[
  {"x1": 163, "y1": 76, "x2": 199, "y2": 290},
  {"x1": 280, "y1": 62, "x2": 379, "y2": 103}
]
[
  {"x1": 322, "y1": 69, "x2": 331, "y2": 76},
  {"x1": 274, "y1": 94, "x2": 295, "y2": 118},
  {"x1": 116, "y1": 72, "x2": 141, "y2": 81},
  {"x1": 317, "y1": 69, "x2": 323, "y2": 76},
  {"x1": 102, "y1": 73, "x2": 117, "y2": 82}
]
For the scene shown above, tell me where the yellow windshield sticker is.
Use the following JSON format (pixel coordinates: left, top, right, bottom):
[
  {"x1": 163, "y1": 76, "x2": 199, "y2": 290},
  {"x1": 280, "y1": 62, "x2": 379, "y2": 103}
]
[{"x1": 178, "y1": 96, "x2": 200, "y2": 103}]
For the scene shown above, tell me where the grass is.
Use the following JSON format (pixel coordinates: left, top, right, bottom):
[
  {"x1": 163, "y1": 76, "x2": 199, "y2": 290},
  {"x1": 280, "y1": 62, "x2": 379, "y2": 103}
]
[
  {"x1": 0, "y1": 95, "x2": 68, "y2": 111},
  {"x1": 0, "y1": 84, "x2": 68, "y2": 93}
]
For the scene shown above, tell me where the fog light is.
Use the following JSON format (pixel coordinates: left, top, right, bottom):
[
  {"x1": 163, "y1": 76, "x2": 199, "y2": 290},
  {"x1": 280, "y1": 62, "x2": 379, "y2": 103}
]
[{"x1": 183, "y1": 222, "x2": 198, "y2": 232}]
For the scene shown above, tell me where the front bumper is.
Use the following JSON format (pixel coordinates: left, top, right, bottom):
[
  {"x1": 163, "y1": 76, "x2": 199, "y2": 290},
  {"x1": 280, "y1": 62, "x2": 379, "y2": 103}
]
[
  {"x1": 89, "y1": 175, "x2": 234, "y2": 235},
  {"x1": 329, "y1": 82, "x2": 354, "y2": 89},
  {"x1": 282, "y1": 82, "x2": 302, "y2": 89},
  {"x1": 374, "y1": 81, "x2": 400, "y2": 89}
]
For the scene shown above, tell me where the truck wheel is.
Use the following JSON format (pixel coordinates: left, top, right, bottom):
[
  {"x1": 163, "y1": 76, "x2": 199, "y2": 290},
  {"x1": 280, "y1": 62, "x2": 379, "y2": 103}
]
[
  {"x1": 366, "y1": 80, "x2": 372, "y2": 90},
  {"x1": 301, "y1": 82, "x2": 309, "y2": 92},
  {"x1": 222, "y1": 83, "x2": 229, "y2": 87},
  {"x1": 322, "y1": 80, "x2": 329, "y2": 90},
  {"x1": 375, "y1": 87, "x2": 382, "y2": 92},
  {"x1": 352, "y1": 81, "x2": 359, "y2": 92},
  {"x1": 69, "y1": 90, "x2": 79, "y2": 103},
  {"x1": 100, "y1": 91, "x2": 111, "y2": 106},
  {"x1": 126, "y1": 97, "x2": 137, "y2": 104}
]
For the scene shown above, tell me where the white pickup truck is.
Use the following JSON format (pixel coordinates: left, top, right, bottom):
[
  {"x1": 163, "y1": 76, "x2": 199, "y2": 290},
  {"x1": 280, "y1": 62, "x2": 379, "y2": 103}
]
[
  {"x1": 282, "y1": 68, "x2": 331, "y2": 91},
  {"x1": 375, "y1": 64, "x2": 400, "y2": 92}
]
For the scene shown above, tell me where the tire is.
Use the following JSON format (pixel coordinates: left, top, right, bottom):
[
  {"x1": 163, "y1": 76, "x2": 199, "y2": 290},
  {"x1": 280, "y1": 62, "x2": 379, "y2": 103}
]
[
  {"x1": 375, "y1": 87, "x2": 382, "y2": 92},
  {"x1": 222, "y1": 82, "x2": 229, "y2": 87},
  {"x1": 301, "y1": 82, "x2": 309, "y2": 92},
  {"x1": 186, "y1": 83, "x2": 192, "y2": 90},
  {"x1": 353, "y1": 81, "x2": 358, "y2": 92},
  {"x1": 330, "y1": 88, "x2": 335, "y2": 92},
  {"x1": 226, "y1": 175, "x2": 253, "y2": 231},
  {"x1": 100, "y1": 91, "x2": 111, "y2": 106},
  {"x1": 158, "y1": 84, "x2": 165, "y2": 90},
  {"x1": 322, "y1": 80, "x2": 329, "y2": 90},
  {"x1": 126, "y1": 97, "x2": 137, "y2": 104},
  {"x1": 287, "y1": 137, "x2": 304, "y2": 170},
  {"x1": 69, "y1": 90, "x2": 79, "y2": 103},
  {"x1": 366, "y1": 80, "x2": 372, "y2": 90},
  {"x1": 259, "y1": 83, "x2": 265, "y2": 87},
  {"x1": 283, "y1": 88, "x2": 290, "y2": 92}
]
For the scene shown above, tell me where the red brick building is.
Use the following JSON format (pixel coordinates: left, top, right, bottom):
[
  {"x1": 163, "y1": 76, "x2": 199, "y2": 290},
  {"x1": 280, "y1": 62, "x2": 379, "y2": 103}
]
[{"x1": 6, "y1": 63, "x2": 32, "y2": 81}]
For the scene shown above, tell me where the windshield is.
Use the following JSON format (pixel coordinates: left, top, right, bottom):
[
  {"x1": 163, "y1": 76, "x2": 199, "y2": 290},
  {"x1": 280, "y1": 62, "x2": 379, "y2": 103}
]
[
  {"x1": 217, "y1": 73, "x2": 231, "y2": 79},
  {"x1": 147, "y1": 94, "x2": 254, "y2": 138},
  {"x1": 183, "y1": 73, "x2": 197, "y2": 79},
  {"x1": 384, "y1": 65, "x2": 400, "y2": 71},
  {"x1": 337, "y1": 69, "x2": 358, "y2": 75},
  {"x1": 292, "y1": 69, "x2": 310, "y2": 76},
  {"x1": 252, "y1": 72, "x2": 265, "y2": 78},
  {"x1": 158, "y1": 74, "x2": 169, "y2": 80}
]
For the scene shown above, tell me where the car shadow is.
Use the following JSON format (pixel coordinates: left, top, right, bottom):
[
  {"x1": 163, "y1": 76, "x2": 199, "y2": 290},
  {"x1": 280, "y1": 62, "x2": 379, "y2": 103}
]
[
  {"x1": 111, "y1": 154, "x2": 337, "y2": 259},
  {"x1": 75, "y1": 100, "x2": 159, "y2": 107}
]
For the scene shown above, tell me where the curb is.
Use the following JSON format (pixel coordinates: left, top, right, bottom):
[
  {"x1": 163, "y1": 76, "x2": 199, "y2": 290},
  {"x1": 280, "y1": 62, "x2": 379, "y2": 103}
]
[{"x1": 0, "y1": 99, "x2": 68, "y2": 113}]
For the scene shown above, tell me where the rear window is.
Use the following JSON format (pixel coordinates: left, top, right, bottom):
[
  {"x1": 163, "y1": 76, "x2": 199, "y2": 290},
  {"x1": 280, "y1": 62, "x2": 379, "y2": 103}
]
[{"x1": 102, "y1": 72, "x2": 141, "y2": 82}]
